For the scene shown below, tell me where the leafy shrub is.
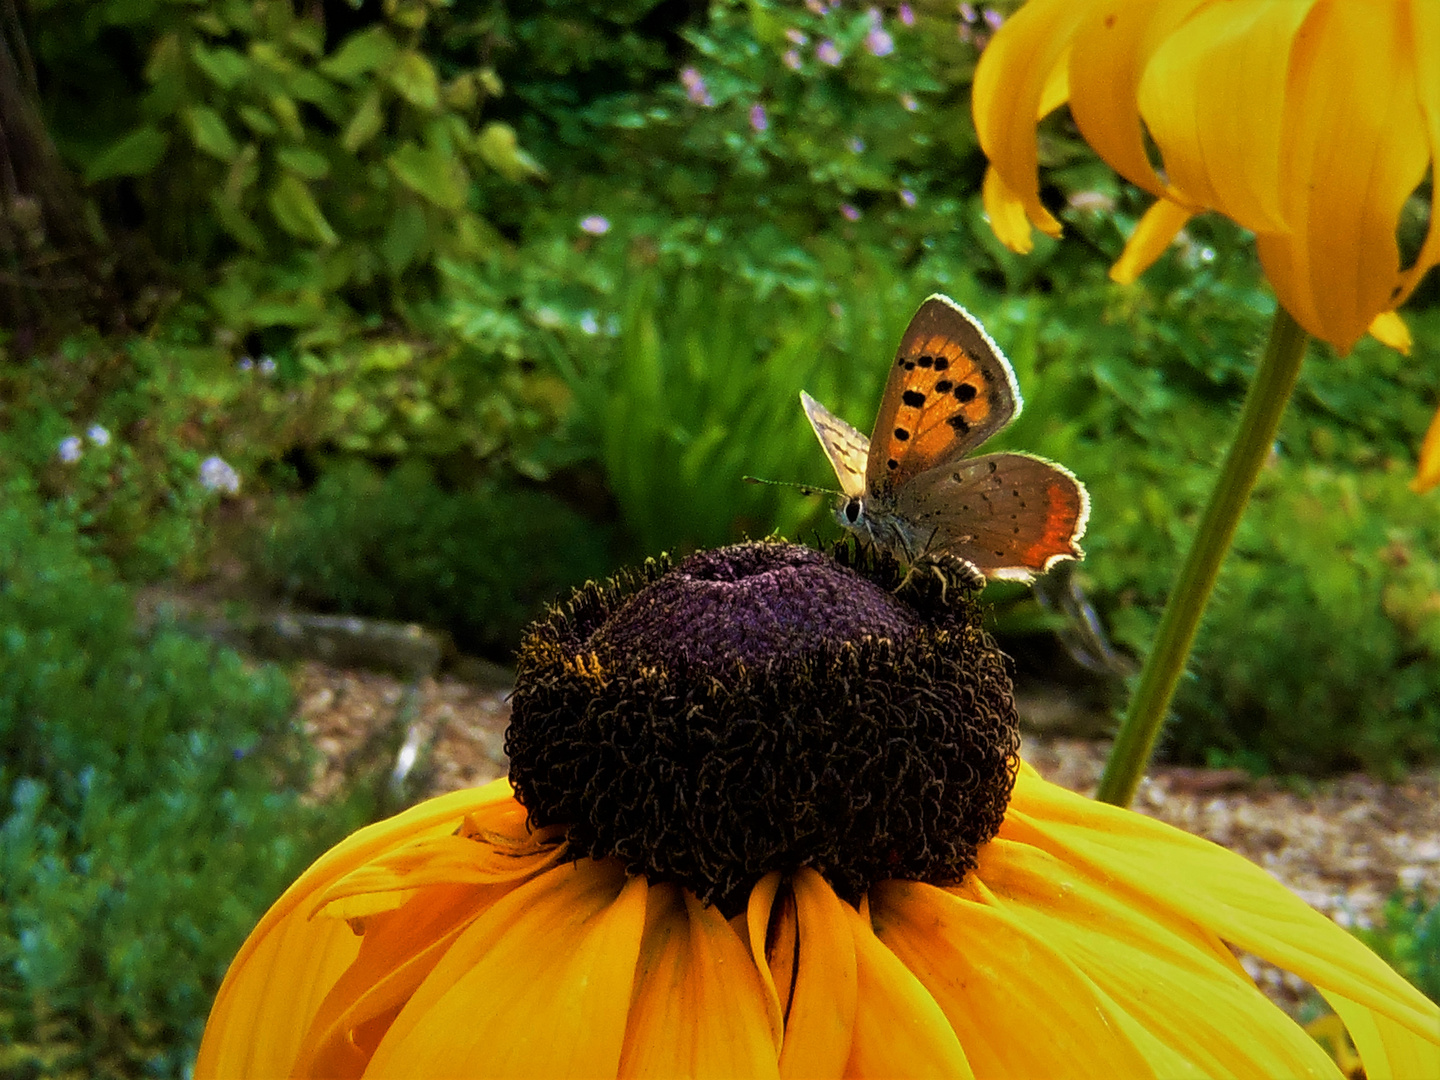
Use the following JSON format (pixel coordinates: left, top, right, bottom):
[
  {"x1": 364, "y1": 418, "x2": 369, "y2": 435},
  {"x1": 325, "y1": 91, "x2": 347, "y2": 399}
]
[
  {"x1": 31, "y1": 0, "x2": 539, "y2": 334},
  {"x1": 259, "y1": 460, "x2": 615, "y2": 657},
  {"x1": 0, "y1": 487, "x2": 350, "y2": 1078}
]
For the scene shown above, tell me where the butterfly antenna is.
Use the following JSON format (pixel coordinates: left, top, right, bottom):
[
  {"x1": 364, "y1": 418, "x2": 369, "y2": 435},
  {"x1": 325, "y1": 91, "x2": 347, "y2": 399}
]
[{"x1": 742, "y1": 476, "x2": 839, "y2": 498}]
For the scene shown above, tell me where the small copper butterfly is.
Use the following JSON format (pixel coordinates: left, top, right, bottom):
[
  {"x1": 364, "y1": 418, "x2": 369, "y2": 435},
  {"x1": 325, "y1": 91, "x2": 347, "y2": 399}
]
[{"x1": 802, "y1": 294, "x2": 1088, "y2": 583}]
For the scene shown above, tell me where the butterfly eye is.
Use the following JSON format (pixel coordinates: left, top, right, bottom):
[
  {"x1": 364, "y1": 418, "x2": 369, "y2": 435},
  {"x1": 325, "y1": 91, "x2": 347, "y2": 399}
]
[{"x1": 844, "y1": 498, "x2": 863, "y2": 524}]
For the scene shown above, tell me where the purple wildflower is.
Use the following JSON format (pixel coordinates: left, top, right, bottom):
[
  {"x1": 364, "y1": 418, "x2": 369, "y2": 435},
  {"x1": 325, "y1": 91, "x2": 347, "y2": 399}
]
[
  {"x1": 865, "y1": 26, "x2": 894, "y2": 55},
  {"x1": 199, "y1": 456, "x2": 241, "y2": 495},
  {"x1": 57, "y1": 436, "x2": 82, "y2": 464},
  {"x1": 959, "y1": 2, "x2": 976, "y2": 21},
  {"x1": 784, "y1": 49, "x2": 803, "y2": 70},
  {"x1": 817, "y1": 39, "x2": 842, "y2": 65},
  {"x1": 983, "y1": 6, "x2": 1003, "y2": 30},
  {"x1": 840, "y1": 203, "x2": 861, "y2": 222},
  {"x1": 785, "y1": 28, "x2": 810, "y2": 45},
  {"x1": 580, "y1": 215, "x2": 611, "y2": 236},
  {"x1": 87, "y1": 424, "x2": 111, "y2": 447},
  {"x1": 680, "y1": 66, "x2": 714, "y2": 107},
  {"x1": 900, "y1": 188, "x2": 917, "y2": 208},
  {"x1": 849, "y1": 136, "x2": 866, "y2": 153},
  {"x1": 899, "y1": 3, "x2": 915, "y2": 26},
  {"x1": 750, "y1": 103, "x2": 769, "y2": 132}
]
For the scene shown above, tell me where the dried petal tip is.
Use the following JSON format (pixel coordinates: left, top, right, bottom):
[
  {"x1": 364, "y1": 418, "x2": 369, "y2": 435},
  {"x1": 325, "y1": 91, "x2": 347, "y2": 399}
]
[{"x1": 507, "y1": 541, "x2": 1019, "y2": 913}]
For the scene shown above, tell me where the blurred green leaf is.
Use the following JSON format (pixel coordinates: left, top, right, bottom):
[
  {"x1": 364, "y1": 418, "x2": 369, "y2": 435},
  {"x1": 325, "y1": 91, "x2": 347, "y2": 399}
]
[
  {"x1": 267, "y1": 174, "x2": 339, "y2": 245},
  {"x1": 83, "y1": 126, "x2": 169, "y2": 182},
  {"x1": 388, "y1": 141, "x2": 466, "y2": 210},
  {"x1": 389, "y1": 51, "x2": 440, "y2": 111},
  {"x1": 183, "y1": 105, "x2": 240, "y2": 161},
  {"x1": 321, "y1": 26, "x2": 398, "y2": 81}
]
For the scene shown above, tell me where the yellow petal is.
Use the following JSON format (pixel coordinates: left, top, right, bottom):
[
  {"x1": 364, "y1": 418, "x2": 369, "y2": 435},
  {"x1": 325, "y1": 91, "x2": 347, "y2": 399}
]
[
  {"x1": 974, "y1": 835, "x2": 1342, "y2": 1076},
  {"x1": 1004, "y1": 772, "x2": 1440, "y2": 1060},
  {"x1": 842, "y1": 900, "x2": 973, "y2": 1079},
  {"x1": 195, "y1": 779, "x2": 516, "y2": 1079},
  {"x1": 872, "y1": 879, "x2": 1158, "y2": 1078},
  {"x1": 1261, "y1": 0, "x2": 1432, "y2": 352},
  {"x1": 1396, "y1": 0, "x2": 1440, "y2": 304},
  {"x1": 742, "y1": 870, "x2": 788, "y2": 1046},
  {"x1": 1136, "y1": 0, "x2": 1315, "y2": 234},
  {"x1": 1324, "y1": 993, "x2": 1440, "y2": 1080},
  {"x1": 1068, "y1": 0, "x2": 1209, "y2": 202},
  {"x1": 972, "y1": 0, "x2": 1089, "y2": 244},
  {"x1": 365, "y1": 861, "x2": 648, "y2": 1078},
  {"x1": 299, "y1": 883, "x2": 503, "y2": 1078},
  {"x1": 1110, "y1": 198, "x2": 1195, "y2": 283},
  {"x1": 1412, "y1": 404, "x2": 1440, "y2": 493},
  {"x1": 1368, "y1": 311, "x2": 1412, "y2": 354},
  {"x1": 778, "y1": 869, "x2": 858, "y2": 1079},
  {"x1": 619, "y1": 884, "x2": 780, "y2": 1080},
  {"x1": 982, "y1": 166, "x2": 1053, "y2": 254}
]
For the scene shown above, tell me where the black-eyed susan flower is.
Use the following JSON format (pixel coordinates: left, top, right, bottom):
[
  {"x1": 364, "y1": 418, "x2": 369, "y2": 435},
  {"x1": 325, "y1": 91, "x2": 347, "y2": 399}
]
[
  {"x1": 973, "y1": 0, "x2": 1439, "y2": 356},
  {"x1": 196, "y1": 541, "x2": 1438, "y2": 1078}
]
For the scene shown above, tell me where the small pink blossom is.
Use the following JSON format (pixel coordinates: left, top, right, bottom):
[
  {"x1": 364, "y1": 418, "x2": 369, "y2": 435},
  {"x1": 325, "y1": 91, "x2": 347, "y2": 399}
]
[
  {"x1": 783, "y1": 49, "x2": 802, "y2": 70},
  {"x1": 899, "y1": 3, "x2": 915, "y2": 26},
  {"x1": 785, "y1": 28, "x2": 809, "y2": 45},
  {"x1": 750, "y1": 103, "x2": 769, "y2": 132},
  {"x1": 983, "y1": 7, "x2": 1003, "y2": 29},
  {"x1": 959, "y1": 2, "x2": 976, "y2": 21},
  {"x1": 900, "y1": 188, "x2": 917, "y2": 208},
  {"x1": 680, "y1": 66, "x2": 714, "y2": 106},
  {"x1": 817, "y1": 39, "x2": 842, "y2": 65},
  {"x1": 865, "y1": 26, "x2": 894, "y2": 56},
  {"x1": 900, "y1": 92, "x2": 919, "y2": 111},
  {"x1": 580, "y1": 215, "x2": 611, "y2": 235},
  {"x1": 840, "y1": 203, "x2": 861, "y2": 222}
]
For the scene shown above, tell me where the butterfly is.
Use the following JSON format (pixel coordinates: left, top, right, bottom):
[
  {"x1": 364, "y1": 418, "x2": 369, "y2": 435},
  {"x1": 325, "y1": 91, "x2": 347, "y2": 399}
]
[{"x1": 801, "y1": 294, "x2": 1088, "y2": 584}]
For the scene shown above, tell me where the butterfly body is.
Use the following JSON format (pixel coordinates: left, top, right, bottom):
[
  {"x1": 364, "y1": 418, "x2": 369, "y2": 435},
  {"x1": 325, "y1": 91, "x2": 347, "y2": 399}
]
[{"x1": 802, "y1": 295, "x2": 1088, "y2": 583}]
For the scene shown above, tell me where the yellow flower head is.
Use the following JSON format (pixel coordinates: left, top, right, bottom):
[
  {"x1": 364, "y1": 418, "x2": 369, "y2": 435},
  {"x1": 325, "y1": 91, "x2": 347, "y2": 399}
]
[
  {"x1": 197, "y1": 543, "x2": 1440, "y2": 1077},
  {"x1": 974, "y1": 0, "x2": 1440, "y2": 354}
]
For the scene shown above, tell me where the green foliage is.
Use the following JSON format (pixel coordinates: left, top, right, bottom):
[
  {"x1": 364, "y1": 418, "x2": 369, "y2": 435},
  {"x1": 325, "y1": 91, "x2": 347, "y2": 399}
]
[
  {"x1": 0, "y1": 489, "x2": 350, "y2": 1078},
  {"x1": 1358, "y1": 891, "x2": 1440, "y2": 1004},
  {"x1": 259, "y1": 460, "x2": 615, "y2": 657},
  {"x1": 31, "y1": 0, "x2": 536, "y2": 341}
]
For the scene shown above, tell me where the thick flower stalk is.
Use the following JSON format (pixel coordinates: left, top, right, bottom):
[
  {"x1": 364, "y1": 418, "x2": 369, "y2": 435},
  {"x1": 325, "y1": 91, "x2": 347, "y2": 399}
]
[
  {"x1": 973, "y1": 0, "x2": 1440, "y2": 804},
  {"x1": 196, "y1": 543, "x2": 1439, "y2": 1078}
]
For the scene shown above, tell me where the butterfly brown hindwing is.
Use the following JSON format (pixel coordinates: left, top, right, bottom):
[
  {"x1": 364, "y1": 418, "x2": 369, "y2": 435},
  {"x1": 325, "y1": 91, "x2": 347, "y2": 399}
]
[
  {"x1": 866, "y1": 295, "x2": 1021, "y2": 493},
  {"x1": 893, "y1": 452, "x2": 1089, "y2": 578}
]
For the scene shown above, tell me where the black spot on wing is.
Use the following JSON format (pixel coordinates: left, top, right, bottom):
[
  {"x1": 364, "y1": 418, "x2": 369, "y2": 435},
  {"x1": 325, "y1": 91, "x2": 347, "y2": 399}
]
[
  {"x1": 893, "y1": 427, "x2": 910, "y2": 441},
  {"x1": 955, "y1": 383, "x2": 977, "y2": 402},
  {"x1": 946, "y1": 415, "x2": 970, "y2": 434},
  {"x1": 901, "y1": 390, "x2": 926, "y2": 408}
]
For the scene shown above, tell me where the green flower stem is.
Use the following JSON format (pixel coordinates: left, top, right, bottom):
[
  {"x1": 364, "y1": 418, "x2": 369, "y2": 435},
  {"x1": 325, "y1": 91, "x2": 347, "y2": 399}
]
[{"x1": 1096, "y1": 306, "x2": 1310, "y2": 807}]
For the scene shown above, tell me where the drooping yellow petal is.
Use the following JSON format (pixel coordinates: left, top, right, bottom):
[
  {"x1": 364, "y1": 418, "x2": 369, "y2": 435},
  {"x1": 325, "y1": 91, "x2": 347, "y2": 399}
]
[
  {"x1": 1136, "y1": 0, "x2": 1315, "y2": 234},
  {"x1": 842, "y1": 899, "x2": 973, "y2": 1079},
  {"x1": 1395, "y1": 0, "x2": 1440, "y2": 304},
  {"x1": 618, "y1": 884, "x2": 780, "y2": 1079},
  {"x1": 776, "y1": 869, "x2": 858, "y2": 1079},
  {"x1": 972, "y1": 0, "x2": 1089, "y2": 244},
  {"x1": 872, "y1": 879, "x2": 1158, "y2": 1078},
  {"x1": 1110, "y1": 198, "x2": 1195, "y2": 283},
  {"x1": 363, "y1": 861, "x2": 648, "y2": 1078},
  {"x1": 1260, "y1": 0, "x2": 1431, "y2": 352},
  {"x1": 1368, "y1": 311, "x2": 1412, "y2": 354},
  {"x1": 973, "y1": 836, "x2": 1343, "y2": 1077},
  {"x1": 1003, "y1": 770, "x2": 1440, "y2": 1062},
  {"x1": 195, "y1": 779, "x2": 517, "y2": 1079},
  {"x1": 742, "y1": 870, "x2": 787, "y2": 1046},
  {"x1": 1068, "y1": 0, "x2": 1209, "y2": 202},
  {"x1": 1412, "y1": 404, "x2": 1440, "y2": 493},
  {"x1": 982, "y1": 166, "x2": 1050, "y2": 254}
]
